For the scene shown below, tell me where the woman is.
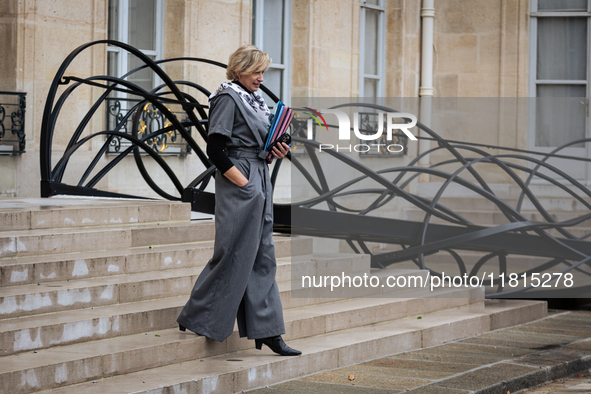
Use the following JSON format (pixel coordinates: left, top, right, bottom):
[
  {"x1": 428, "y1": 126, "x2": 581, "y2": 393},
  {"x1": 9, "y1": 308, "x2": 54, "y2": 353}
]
[{"x1": 177, "y1": 45, "x2": 300, "y2": 356}]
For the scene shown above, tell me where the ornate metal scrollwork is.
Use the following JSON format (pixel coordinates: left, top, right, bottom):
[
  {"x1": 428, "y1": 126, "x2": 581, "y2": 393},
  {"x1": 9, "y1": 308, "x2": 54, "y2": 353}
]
[
  {"x1": 357, "y1": 112, "x2": 408, "y2": 157},
  {"x1": 39, "y1": 40, "x2": 591, "y2": 298},
  {"x1": 105, "y1": 98, "x2": 191, "y2": 155},
  {"x1": 0, "y1": 92, "x2": 26, "y2": 153},
  {"x1": 0, "y1": 105, "x2": 5, "y2": 140}
]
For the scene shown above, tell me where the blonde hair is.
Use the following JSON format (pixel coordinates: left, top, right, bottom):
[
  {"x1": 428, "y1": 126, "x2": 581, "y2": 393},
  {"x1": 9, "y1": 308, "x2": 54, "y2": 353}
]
[{"x1": 226, "y1": 45, "x2": 272, "y2": 81}]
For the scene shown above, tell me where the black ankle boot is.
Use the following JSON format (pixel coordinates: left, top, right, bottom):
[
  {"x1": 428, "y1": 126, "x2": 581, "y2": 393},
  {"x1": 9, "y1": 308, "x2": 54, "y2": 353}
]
[
  {"x1": 179, "y1": 324, "x2": 204, "y2": 337},
  {"x1": 255, "y1": 336, "x2": 301, "y2": 356}
]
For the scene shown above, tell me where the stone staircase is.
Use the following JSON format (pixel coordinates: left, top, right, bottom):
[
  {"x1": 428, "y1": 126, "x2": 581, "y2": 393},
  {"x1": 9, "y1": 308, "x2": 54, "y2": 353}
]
[
  {"x1": 394, "y1": 194, "x2": 591, "y2": 286},
  {"x1": 401, "y1": 194, "x2": 591, "y2": 239},
  {"x1": 0, "y1": 198, "x2": 547, "y2": 394},
  {"x1": 403, "y1": 195, "x2": 591, "y2": 228}
]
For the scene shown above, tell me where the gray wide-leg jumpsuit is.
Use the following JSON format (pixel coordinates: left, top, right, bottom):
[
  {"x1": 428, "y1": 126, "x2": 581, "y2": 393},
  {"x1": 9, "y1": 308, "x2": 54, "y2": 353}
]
[{"x1": 177, "y1": 88, "x2": 286, "y2": 342}]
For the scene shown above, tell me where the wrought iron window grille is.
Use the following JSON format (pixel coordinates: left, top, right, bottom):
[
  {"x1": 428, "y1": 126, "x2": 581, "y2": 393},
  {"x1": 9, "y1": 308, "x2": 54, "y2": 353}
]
[
  {"x1": 0, "y1": 91, "x2": 26, "y2": 154},
  {"x1": 356, "y1": 112, "x2": 408, "y2": 157},
  {"x1": 106, "y1": 97, "x2": 191, "y2": 155}
]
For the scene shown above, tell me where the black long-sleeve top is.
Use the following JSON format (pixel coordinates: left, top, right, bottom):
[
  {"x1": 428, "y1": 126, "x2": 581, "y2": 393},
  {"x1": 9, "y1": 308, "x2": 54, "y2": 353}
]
[{"x1": 206, "y1": 133, "x2": 234, "y2": 174}]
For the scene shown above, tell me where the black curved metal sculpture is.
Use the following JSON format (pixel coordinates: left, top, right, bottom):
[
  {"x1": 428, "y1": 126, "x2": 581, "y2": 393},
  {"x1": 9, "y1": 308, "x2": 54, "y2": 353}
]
[{"x1": 40, "y1": 40, "x2": 591, "y2": 298}]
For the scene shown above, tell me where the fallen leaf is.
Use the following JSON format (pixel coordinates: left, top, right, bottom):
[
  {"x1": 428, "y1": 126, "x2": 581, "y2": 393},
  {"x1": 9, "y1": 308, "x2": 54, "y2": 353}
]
[
  {"x1": 348, "y1": 375, "x2": 355, "y2": 381},
  {"x1": 577, "y1": 374, "x2": 585, "y2": 378},
  {"x1": 417, "y1": 316, "x2": 422, "y2": 319},
  {"x1": 155, "y1": 334, "x2": 161, "y2": 337}
]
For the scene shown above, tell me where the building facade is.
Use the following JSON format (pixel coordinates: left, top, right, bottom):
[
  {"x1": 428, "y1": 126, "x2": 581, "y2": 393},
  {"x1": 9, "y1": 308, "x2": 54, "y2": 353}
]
[{"x1": 0, "y1": 0, "x2": 588, "y2": 201}]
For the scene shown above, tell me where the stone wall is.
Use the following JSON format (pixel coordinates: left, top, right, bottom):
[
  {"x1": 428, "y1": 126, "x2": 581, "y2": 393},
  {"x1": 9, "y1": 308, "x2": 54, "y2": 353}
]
[
  {"x1": 433, "y1": 0, "x2": 529, "y2": 99},
  {"x1": 384, "y1": 0, "x2": 421, "y2": 98},
  {"x1": 291, "y1": 0, "x2": 361, "y2": 97},
  {"x1": 0, "y1": 0, "x2": 107, "y2": 197},
  {"x1": 0, "y1": 0, "x2": 534, "y2": 199},
  {"x1": 427, "y1": 0, "x2": 530, "y2": 184}
]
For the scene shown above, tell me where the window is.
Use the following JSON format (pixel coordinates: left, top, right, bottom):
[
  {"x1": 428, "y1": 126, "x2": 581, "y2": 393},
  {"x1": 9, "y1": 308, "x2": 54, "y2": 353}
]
[
  {"x1": 106, "y1": 0, "x2": 191, "y2": 156},
  {"x1": 252, "y1": 0, "x2": 291, "y2": 105},
  {"x1": 359, "y1": 0, "x2": 385, "y2": 97},
  {"x1": 529, "y1": 0, "x2": 590, "y2": 150},
  {"x1": 107, "y1": 0, "x2": 164, "y2": 93}
]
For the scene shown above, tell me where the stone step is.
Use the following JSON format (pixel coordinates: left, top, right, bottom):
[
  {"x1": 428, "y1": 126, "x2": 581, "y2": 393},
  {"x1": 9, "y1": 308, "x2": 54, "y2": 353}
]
[
  {"x1": 545, "y1": 227, "x2": 591, "y2": 238},
  {"x1": 0, "y1": 221, "x2": 218, "y2": 259},
  {"x1": 403, "y1": 207, "x2": 591, "y2": 229},
  {"x1": 376, "y1": 247, "x2": 550, "y2": 269},
  {"x1": 0, "y1": 251, "x2": 379, "y2": 319},
  {"x1": 0, "y1": 198, "x2": 191, "y2": 232},
  {"x1": 423, "y1": 249, "x2": 547, "y2": 264},
  {"x1": 415, "y1": 182, "x2": 591, "y2": 202},
  {"x1": 15, "y1": 299, "x2": 547, "y2": 394},
  {"x1": 370, "y1": 246, "x2": 588, "y2": 279},
  {"x1": 366, "y1": 247, "x2": 591, "y2": 297},
  {"x1": 0, "y1": 211, "x2": 320, "y2": 261},
  {"x1": 0, "y1": 241, "x2": 213, "y2": 288},
  {"x1": 434, "y1": 196, "x2": 591, "y2": 213},
  {"x1": 0, "y1": 265, "x2": 201, "y2": 320},
  {"x1": 0, "y1": 286, "x2": 482, "y2": 393},
  {"x1": 0, "y1": 235, "x2": 313, "y2": 287},
  {"x1": 0, "y1": 280, "x2": 465, "y2": 357}
]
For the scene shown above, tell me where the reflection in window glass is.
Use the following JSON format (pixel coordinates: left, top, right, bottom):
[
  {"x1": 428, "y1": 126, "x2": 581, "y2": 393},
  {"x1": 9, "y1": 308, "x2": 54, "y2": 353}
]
[
  {"x1": 261, "y1": 68, "x2": 282, "y2": 103},
  {"x1": 128, "y1": 0, "x2": 156, "y2": 51},
  {"x1": 364, "y1": 79, "x2": 377, "y2": 98},
  {"x1": 108, "y1": 0, "x2": 119, "y2": 40},
  {"x1": 107, "y1": 51, "x2": 119, "y2": 98},
  {"x1": 107, "y1": 0, "x2": 161, "y2": 93},
  {"x1": 538, "y1": 0, "x2": 587, "y2": 11},
  {"x1": 364, "y1": 9, "x2": 379, "y2": 75},
  {"x1": 252, "y1": 0, "x2": 257, "y2": 44},
  {"x1": 531, "y1": 0, "x2": 590, "y2": 156},
  {"x1": 537, "y1": 17, "x2": 587, "y2": 80},
  {"x1": 535, "y1": 85, "x2": 586, "y2": 147},
  {"x1": 252, "y1": 0, "x2": 290, "y2": 105},
  {"x1": 128, "y1": 54, "x2": 155, "y2": 93},
  {"x1": 263, "y1": 0, "x2": 284, "y2": 63},
  {"x1": 360, "y1": 1, "x2": 383, "y2": 97},
  {"x1": 107, "y1": 51, "x2": 118, "y2": 77}
]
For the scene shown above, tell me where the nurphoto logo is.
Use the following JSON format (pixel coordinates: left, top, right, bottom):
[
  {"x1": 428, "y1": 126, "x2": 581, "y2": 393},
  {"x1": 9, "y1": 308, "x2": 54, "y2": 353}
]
[{"x1": 302, "y1": 108, "x2": 418, "y2": 154}]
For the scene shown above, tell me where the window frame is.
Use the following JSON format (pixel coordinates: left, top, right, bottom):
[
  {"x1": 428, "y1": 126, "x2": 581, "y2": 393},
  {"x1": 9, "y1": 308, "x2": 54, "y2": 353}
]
[
  {"x1": 107, "y1": 0, "x2": 165, "y2": 94},
  {"x1": 252, "y1": 0, "x2": 292, "y2": 105},
  {"x1": 528, "y1": 0, "x2": 591, "y2": 180},
  {"x1": 359, "y1": 0, "x2": 386, "y2": 98},
  {"x1": 528, "y1": 1, "x2": 590, "y2": 98}
]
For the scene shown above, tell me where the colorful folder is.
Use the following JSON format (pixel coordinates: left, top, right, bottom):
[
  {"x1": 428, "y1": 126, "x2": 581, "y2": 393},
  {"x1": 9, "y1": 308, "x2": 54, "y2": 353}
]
[{"x1": 264, "y1": 101, "x2": 293, "y2": 162}]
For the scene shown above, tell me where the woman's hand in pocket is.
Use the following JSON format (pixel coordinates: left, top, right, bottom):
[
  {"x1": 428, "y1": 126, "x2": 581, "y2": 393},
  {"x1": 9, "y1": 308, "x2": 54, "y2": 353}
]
[{"x1": 223, "y1": 166, "x2": 249, "y2": 187}]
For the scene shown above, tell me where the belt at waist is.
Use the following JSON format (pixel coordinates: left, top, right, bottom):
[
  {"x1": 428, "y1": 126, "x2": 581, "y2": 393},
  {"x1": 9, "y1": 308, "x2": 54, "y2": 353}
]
[{"x1": 226, "y1": 147, "x2": 265, "y2": 159}]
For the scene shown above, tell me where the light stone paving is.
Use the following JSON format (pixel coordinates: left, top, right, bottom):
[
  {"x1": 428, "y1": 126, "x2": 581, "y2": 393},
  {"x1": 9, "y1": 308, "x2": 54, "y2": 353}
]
[
  {"x1": 248, "y1": 310, "x2": 591, "y2": 394},
  {"x1": 0, "y1": 198, "x2": 549, "y2": 393},
  {"x1": 517, "y1": 371, "x2": 591, "y2": 393}
]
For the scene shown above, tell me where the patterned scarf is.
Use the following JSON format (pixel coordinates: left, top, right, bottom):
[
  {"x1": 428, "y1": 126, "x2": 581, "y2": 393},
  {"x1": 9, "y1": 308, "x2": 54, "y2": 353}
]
[{"x1": 209, "y1": 81, "x2": 271, "y2": 128}]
